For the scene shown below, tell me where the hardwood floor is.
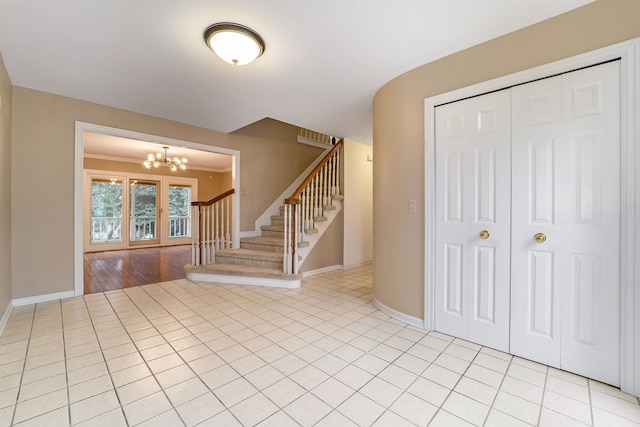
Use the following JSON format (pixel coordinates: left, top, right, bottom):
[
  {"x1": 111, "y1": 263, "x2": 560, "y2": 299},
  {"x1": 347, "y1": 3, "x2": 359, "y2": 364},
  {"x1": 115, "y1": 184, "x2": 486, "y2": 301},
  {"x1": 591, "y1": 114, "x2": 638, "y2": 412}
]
[{"x1": 83, "y1": 245, "x2": 191, "y2": 294}]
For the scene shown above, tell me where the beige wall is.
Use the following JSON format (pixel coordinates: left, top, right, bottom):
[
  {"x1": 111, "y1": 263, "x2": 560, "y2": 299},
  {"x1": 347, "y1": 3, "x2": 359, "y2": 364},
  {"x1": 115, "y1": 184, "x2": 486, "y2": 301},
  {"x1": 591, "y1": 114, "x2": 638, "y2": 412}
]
[
  {"x1": 231, "y1": 118, "x2": 328, "y2": 231},
  {"x1": 0, "y1": 53, "x2": 11, "y2": 316},
  {"x1": 372, "y1": 0, "x2": 640, "y2": 318},
  {"x1": 11, "y1": 89, "x2": 324, "y2": 299},
  {"x1": 84, "y1": 157, "x2": 232, "y2": 201},
  {"x1": 300, "y1": 210, "x2": 344, "y2": 273},
  {"x1": 343, "y1": 139, "x2": 373, "y2": 267}
]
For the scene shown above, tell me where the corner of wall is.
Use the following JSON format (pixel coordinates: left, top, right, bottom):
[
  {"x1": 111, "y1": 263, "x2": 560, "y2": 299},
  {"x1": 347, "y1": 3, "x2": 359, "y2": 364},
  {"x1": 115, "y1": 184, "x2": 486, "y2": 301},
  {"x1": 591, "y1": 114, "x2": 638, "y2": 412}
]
[{"x1": 0, "y1": 51, "x2": 13, "y2": 319}]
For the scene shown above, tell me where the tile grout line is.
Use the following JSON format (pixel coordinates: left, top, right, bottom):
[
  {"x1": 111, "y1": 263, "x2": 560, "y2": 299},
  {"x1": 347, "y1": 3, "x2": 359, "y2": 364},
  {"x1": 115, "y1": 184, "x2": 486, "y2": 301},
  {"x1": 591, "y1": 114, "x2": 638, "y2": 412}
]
[
  {"x1": 9, "y1": 304, "x2": 36, "y2": 427},
  {"x1": 83, "y1": 293, "x2": 134, "y2": 426}
]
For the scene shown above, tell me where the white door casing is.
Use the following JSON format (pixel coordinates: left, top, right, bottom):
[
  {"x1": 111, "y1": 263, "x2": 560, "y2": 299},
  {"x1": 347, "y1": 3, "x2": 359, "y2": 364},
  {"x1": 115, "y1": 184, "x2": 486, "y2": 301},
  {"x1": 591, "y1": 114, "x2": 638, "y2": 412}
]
[
  {"x1": 426, "y1": 40, "x2": 637, "y2": 395},
  {"x1": 434, "y1": 90, "x2": 512, "y2": 352}
]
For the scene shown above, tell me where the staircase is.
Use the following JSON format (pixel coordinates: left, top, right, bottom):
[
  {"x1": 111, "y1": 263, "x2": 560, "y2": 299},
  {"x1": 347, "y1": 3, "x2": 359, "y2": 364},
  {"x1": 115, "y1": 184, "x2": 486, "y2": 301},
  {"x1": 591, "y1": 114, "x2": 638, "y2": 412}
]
[{"x1": 185, "y1": 139, "x2": 343, "y2": 288}]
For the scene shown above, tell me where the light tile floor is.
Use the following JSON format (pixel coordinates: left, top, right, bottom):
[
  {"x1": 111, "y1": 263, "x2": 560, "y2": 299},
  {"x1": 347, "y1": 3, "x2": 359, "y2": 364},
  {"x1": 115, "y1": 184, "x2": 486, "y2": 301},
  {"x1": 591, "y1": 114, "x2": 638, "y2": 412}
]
[{"x1": 1, "y1": 264, "x2": 639, "y2": 426}]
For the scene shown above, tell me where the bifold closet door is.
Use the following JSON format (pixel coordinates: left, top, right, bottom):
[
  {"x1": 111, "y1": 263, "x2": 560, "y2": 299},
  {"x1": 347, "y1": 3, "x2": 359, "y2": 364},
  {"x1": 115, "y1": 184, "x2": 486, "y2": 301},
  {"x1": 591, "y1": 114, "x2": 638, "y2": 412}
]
[
  {"x1": 511, "y1": 61, "x2": 621, "y2": 385},
  {"x1": 434, "y1": 89, "x2": 511, "y2": 352}
]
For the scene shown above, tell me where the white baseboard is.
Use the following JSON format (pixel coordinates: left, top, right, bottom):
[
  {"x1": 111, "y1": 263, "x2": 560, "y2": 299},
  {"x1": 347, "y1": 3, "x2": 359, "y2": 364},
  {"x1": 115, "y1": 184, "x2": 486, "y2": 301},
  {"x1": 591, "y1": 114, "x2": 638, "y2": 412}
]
[
  {"x1": 187, "y1": 272, "x2": 300, "y2": 289},
  {"x1": 343, "y1": 261, "x2": 373, "y2": 270},
  {"x1": 371, "y1": 295, "x2": 425, "y2": 329},
  {"x1": 12, "y1": 290, "x2": 76, "y2": 307},
  {"x1": 301, "y1": 265, "x2": 343, "y2": 278},
  {"x1": 0, "y1": 302, "x2": 13, "y2": 336}
]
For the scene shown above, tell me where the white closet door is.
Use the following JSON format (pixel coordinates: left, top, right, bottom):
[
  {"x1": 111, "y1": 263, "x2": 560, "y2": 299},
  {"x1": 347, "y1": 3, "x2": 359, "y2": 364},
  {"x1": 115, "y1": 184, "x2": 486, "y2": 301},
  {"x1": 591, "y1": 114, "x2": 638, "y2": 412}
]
[
  {"x1": 435, "y1": 90, "x2": 511, "y2": 352},
  {"x1": 511, "y1": 62, "x2": 621, "y2": 385},
  {"x1": 559, "y1": 61, "x2": 620, "y2": 386},
  {"x1": 510, "y1": 76, "x2": 564, "y2": 367}
]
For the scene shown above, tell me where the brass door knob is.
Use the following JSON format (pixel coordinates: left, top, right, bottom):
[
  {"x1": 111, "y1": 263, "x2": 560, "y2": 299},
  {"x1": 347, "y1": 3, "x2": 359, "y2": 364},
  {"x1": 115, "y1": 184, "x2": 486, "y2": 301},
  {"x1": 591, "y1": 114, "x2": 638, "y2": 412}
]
[
  {"x1": 479, "y1": 230, "x2": 490, "y2": 239},
  {"x1": 534, "y1": 233, "x2": 547, "y2": 243}
]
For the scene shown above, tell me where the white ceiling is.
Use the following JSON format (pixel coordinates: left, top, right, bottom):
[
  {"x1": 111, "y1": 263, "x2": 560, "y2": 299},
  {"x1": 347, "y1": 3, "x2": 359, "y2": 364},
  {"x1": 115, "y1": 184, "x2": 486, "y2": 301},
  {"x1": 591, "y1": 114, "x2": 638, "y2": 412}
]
[
  {"x1": 83, "y1": 132, "x2": 233, "y2": 172},
  {"x1": 0, "y1": 0, "x2": 593, "y2": 145}
]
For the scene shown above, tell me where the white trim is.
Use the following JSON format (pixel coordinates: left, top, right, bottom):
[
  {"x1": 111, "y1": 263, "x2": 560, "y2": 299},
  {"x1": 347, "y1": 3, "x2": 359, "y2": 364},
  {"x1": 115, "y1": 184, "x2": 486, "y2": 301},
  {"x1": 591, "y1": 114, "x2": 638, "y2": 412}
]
[
  {"x1": 12, "y1": 291, "x2": 76, "y2": 307},
  {"x1": 186, "y1": 272, "x2": 300, "y2": 289},
  {"x1": 424, "y1": 38, "x2": 639, "y2": 397},
  {"x1": 372, "y1": 295, "x2": 424, "y2": 329},
  {"x1": 302, "y1": 264, "x2": 343, "y2": 277},
  {"x1": 343, "y1": 261, "x2": 373, "y2": 271},
  {"x1": 0, "y1": 303, "x2": 13, "y2": 336},
  {"x1": 75, "y1": 122, "x2": 241, "y2": 297}
]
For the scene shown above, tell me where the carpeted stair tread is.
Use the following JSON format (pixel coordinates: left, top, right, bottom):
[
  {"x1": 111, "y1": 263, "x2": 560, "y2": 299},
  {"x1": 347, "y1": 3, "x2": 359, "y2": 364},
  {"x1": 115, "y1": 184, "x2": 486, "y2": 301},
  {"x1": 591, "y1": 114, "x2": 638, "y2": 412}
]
[
  {"x1": 241, "y1": 236, "x2": 284, "y2": 246},
  {"x1": 216, "y1": 248, "x2": 283, "y2": 261}
]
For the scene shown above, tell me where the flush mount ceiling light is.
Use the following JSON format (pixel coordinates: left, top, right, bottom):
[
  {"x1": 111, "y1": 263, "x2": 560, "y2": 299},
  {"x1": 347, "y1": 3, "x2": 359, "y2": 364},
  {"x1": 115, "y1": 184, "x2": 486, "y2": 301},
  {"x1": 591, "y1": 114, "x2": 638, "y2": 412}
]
[
  {"x1": 143, "y1": 146, "x2": 187, "y2": 171},
  {"x1": 204, "y1": 22, "x2": 265, "y2": 65}
]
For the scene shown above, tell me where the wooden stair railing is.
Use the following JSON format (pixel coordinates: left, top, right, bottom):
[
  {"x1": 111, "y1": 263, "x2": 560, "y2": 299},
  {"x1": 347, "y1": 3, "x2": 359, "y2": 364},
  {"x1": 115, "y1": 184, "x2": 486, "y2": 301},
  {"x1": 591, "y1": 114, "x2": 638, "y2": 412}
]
[
  {"x1": 283, "y1": 139, "x2": 343, "y2": 274},
  {"x1": 191, "y1": 189, "x2": 235, "y2": 266}
]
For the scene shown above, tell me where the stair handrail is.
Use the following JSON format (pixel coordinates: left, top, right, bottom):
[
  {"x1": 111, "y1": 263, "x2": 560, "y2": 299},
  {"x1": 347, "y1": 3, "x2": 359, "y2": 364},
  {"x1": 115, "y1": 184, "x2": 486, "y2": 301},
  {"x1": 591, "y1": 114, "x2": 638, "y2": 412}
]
[
  {"x1": 283, "y1": 139, "x2": 343, "y2": 274},
  {"x1": 192, "y1": 188, "x2": 235, "y2": 206},
  {"x1": 191, "y1": 188, "x2": 235, "y2": 267},
  {"x1": 287, "y1": 139, "x2": 343, "y2": 202}
]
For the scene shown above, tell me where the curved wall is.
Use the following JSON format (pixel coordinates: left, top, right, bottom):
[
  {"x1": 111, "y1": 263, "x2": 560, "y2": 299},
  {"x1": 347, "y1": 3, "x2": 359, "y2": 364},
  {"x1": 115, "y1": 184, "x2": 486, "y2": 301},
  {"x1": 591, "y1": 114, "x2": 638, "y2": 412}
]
[{"x1": 372, "y1": 0, "x2": 640, "y2": 319}]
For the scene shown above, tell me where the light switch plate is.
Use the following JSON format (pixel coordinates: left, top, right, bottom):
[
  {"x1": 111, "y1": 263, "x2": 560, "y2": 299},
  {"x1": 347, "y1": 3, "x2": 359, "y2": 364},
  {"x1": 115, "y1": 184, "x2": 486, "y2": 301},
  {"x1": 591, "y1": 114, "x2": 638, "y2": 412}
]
[{"x1": 409, "y1": 199, "x2": 417, "y2": 214}]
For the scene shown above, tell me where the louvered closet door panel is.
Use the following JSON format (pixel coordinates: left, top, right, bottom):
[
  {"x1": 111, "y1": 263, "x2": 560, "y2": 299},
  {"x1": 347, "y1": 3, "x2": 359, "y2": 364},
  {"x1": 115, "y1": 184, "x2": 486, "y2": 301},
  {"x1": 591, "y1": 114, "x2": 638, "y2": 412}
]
[
  {"x1": 559, "y1": 61, "x2": 620, "y2": 386},
  {"x1": 510, "y1": 76, "x2": 563, "y2": 368},
  {"x1": 435, "y1": 89, "x2": 511, "y2": 352}
]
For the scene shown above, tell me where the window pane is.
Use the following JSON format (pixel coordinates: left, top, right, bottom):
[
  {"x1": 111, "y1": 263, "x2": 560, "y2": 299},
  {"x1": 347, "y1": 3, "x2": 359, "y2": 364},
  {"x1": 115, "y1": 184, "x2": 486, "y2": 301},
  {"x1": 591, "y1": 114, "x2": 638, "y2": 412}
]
[
  {"x1": 91, "y1": 179, "x2": 123, "y2": 243},
  {"x1": 130, "y1": 182, "x2": 157, "y2": 241},
  {"x1": 169, "y1": 185, "x2": 191, "y2": 238}
]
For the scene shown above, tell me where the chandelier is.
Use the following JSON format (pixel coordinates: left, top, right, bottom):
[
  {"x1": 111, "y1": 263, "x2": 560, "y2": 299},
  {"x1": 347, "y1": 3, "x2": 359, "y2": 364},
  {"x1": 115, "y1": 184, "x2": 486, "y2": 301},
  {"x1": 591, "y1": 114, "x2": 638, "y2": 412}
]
[{"x1": 143, "y1": 146, "x2": 187, "y2": 171}]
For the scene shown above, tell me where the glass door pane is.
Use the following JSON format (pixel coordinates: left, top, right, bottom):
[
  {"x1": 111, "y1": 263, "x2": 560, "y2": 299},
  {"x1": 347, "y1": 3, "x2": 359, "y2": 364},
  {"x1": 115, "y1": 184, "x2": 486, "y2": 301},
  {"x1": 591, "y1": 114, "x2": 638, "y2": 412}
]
[
  {"x1": 168, "y1": 185, "x2": 192, "y2": 239},
  {"x1": 90, "y1": 178, "x2": 123, "y2": 244},
  {"x1": 129, "y1": 180, "x2": 160, "y2": 245}
]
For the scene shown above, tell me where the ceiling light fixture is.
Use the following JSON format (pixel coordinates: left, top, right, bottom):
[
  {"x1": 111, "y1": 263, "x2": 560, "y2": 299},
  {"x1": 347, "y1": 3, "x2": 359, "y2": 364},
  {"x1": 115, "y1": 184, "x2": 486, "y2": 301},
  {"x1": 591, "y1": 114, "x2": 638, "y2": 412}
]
[
  {"x1": 143, "y1": 146, "x2": 187, "y2": 171},
  {"x1": 204, "y1": 22, "x2": 265, "y2": 65}
]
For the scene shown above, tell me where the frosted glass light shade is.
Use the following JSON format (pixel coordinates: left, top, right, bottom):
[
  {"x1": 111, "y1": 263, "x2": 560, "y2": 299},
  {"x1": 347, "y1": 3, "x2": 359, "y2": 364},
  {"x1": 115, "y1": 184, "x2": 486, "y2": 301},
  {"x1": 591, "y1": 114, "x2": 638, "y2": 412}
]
[{"x1": 204, "y1": 23, "x2": 265, "y2": 65}]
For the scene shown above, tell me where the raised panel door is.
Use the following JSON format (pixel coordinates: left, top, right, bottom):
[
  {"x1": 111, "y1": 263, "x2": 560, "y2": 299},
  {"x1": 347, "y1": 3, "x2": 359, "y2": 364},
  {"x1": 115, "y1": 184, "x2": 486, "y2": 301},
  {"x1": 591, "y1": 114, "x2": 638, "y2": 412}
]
[{"x1": 435, "y1": 89, "x2": 511, "y2": 351}]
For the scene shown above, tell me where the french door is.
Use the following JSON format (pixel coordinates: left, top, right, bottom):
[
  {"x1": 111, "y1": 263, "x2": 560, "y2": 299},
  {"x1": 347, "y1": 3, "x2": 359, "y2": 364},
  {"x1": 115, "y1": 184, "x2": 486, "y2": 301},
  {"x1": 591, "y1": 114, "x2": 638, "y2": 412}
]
[
  {"x1": 85, "y1": 172, "x2": 197, "y2": 252},
  {"x1": 129, "y1": 180, "x2": 160, "y2": 246},
  {"x1": 433, "y1": 61, "x2": 621, "y2": 385}
]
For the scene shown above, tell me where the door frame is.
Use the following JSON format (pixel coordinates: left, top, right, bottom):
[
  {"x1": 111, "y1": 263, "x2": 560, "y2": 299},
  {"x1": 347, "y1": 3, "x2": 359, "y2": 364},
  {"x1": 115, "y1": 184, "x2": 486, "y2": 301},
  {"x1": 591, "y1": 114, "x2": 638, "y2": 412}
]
[
  {"x1": 424, "y1": 38, "x2": 639, "y2": 396},
  {"x1": 74, "y1": 122, "x2": 241, "y2": 297}
]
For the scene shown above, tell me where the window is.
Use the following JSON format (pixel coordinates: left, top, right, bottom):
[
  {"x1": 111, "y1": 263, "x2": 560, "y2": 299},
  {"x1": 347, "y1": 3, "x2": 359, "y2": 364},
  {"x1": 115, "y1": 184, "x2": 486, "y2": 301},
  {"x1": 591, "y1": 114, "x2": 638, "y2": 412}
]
[
  {"x1": 90, "y1": 178, "x2": 123, "y2": 243},
  {"x1": 169, "y1": 185, "x2": 192, "y2": 238}
]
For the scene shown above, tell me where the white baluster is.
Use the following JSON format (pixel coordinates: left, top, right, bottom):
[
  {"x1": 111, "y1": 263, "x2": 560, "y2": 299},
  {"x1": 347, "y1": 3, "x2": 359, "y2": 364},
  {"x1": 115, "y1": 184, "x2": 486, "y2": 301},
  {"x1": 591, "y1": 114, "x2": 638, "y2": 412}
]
[
  {"x1": 213, "y1": 202, "x2": 220, "y2": 253},
  {"x1": 293, "y1": 204, "x2": 299, "y2": 274},
  {"x1": 283, "y1": 204, "x2": 290, "y2": 273},
  {"x1": 323, "y1": 161, "x2": 328, "y2": 206},
  {"x1": 226, "y1": 196, "x2": 231, "y2": 248},
  {"x1": 219, "y1": 199, "x2": 224, "y2": 249},
  {"x1": 336, "y1": 149, "x2": 341, "y2": 195},
  {"x1": 191, "y1": 206, "x2": 198, "y2": 266},
  {"x1": 201, "y1": 206, "x2": 207, "y2": 265}
]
